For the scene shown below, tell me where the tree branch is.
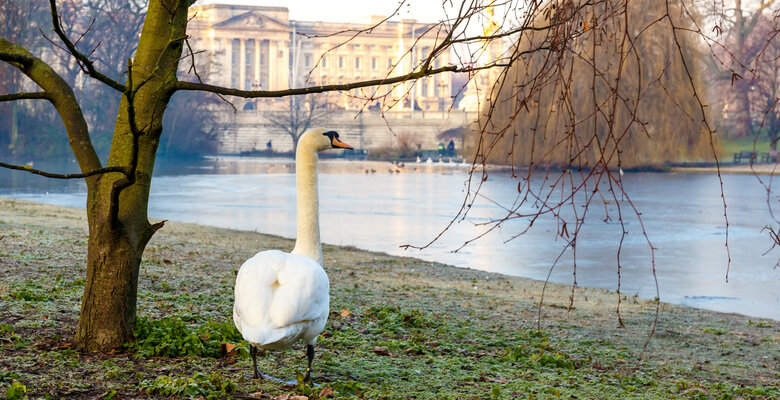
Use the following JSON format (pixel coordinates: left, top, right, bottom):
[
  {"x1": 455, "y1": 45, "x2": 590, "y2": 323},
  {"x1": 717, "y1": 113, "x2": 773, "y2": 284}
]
[
  {"x1": 0, "y1": 51, "x2": 35, "y2": 67},
  {"x1": 0, "y1": 36, "x2": 103, "y2": 174},
  {"x1": 0, "y1": 161, "x2": 125, "y2": 179},
  {"x1": 46, "y1": 0, "x2": 127, "y2": 92},
  {"x1": 0, "y1": 91, "x2": 51, "y2": 102},
  {"x1": 174, "y1": 65, "x2": 459, "y2": 98}
]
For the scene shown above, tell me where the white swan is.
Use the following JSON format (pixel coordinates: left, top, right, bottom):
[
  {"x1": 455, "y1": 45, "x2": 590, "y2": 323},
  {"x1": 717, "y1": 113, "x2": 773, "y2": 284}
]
[{"x1": 233, "y1": 128, "x2": 353, "y2": 382}]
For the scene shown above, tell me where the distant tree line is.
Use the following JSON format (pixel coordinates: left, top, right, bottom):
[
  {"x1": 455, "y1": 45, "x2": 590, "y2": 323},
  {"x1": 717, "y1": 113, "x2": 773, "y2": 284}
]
[
  {"x1": 703, "y1": 0, "x2": 779, "y2": 147},
  {"x1": 0, "y1": 0, "x2": 219, "y2": 159},
  {"x1": 468, "y1": 0, "x2": 780, "y2": 169}
]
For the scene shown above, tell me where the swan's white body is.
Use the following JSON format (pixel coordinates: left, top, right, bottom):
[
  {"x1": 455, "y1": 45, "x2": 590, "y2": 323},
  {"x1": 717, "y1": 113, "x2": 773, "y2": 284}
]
[
  {"x1": 233, "y1": 129, "x2": 351, "y2": 360},
  {"x1": 233, "y1": 250, "x2": 329, "y2": 349}
]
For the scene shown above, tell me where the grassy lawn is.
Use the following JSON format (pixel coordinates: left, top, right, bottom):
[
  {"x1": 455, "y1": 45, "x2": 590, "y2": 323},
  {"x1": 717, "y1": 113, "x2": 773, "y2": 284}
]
[
  {"x1": 1, "y1": 198, "x2": 778, "y2": 399},
  {"x1": 718, "y1": 135, "x2": 773, "y2": 160}
]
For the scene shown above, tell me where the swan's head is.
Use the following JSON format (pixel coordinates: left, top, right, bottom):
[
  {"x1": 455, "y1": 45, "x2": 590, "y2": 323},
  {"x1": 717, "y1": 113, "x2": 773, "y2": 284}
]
[{"x1": 298, "y1": 128, "x2": 353, "y2": 153}]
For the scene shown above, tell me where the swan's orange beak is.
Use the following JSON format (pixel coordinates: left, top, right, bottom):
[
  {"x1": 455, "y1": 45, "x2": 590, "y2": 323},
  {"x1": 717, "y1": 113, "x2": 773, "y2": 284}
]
[{"x1": 331, "y1": 137, "x2": 353, "y2": 150}]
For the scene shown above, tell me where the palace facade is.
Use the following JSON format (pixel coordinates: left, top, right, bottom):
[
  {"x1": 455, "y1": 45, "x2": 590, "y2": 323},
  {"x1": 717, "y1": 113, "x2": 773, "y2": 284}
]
[{"x1": 186, "y1": 3, "x2": 453, "y2": 111}]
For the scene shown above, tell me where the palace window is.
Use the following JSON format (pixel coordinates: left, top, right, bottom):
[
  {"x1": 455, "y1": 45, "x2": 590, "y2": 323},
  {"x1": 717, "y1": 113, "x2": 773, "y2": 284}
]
[{"x1": 355, "y1": 56, "x2": 361, "y2": 69}]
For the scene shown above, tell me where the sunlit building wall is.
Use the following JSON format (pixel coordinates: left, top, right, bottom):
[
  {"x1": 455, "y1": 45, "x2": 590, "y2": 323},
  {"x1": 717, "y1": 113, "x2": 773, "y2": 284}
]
[{"x1": 186, "y1": 3, "x2": 452, "y2": 112}]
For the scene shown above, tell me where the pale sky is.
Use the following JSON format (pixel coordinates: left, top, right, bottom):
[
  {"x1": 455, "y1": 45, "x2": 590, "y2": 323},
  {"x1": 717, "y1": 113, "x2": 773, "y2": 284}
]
[{"x1": 193, "y1": 0, "x2": 454, "y2": 24}]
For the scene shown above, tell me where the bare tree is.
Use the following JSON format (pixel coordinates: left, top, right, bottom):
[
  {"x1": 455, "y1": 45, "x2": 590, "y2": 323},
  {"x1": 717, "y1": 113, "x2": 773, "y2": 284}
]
[
  {"x1": 703, "y1": 0, "x2": 778, "y2": 139},
  {"x1": 264, "y1": 94, "x2": 331, "y2": 151},
  {"x1": 0, "y1": 0, "x2": 49, "y2": 154},
  {"x1": 749, "y1": 13, "x2": 780, "y2": 151},
  {"x1": 407, "y1": 0, "x2": 777, "y2": 331}
]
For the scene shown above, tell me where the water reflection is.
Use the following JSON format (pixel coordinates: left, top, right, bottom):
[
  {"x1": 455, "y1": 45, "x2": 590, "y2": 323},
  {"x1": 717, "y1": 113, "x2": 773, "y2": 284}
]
[{"x1": 1, "y1": 157, "x2": 778, "y2": 320}]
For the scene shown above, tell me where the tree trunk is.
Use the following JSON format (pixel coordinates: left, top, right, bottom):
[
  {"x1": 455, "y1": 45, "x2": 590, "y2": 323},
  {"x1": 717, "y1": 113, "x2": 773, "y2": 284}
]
[
  {"x1": 731, "y1": 0, "x2": 752, "y2": 137},
  {"x1": 9, "y1": 101, "x2": 17, "y2": 152},
  {"x1": 71, "y1": 0, "x2": 189, "y2": 352},
  {"x1": 73, "y1": 213, "x2": 153, "y2": 350},
  {"x1": 733, "y1": 81, "x2": 753, "y2": 137}
]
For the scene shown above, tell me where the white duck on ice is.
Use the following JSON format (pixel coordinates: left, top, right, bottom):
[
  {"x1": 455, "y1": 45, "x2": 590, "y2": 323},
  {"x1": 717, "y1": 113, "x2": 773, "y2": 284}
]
[{"x1": 233, "y1": 128, "x2": 353, "y2": 382}]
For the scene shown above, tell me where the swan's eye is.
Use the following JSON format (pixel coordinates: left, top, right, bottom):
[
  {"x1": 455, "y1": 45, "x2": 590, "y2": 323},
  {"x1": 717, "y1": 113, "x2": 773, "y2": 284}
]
[{"x1": 322, "y1": 131, "x2": 339, "y2": 141}]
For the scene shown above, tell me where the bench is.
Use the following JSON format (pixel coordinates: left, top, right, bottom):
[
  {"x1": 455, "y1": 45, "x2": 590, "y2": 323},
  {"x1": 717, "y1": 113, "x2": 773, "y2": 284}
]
[
  {"x1": 733, "y1": 150, "x2": 757, "y2": 163},
  {"x1": 760, "y1": 150, "x2": 779, "y2": 163}
]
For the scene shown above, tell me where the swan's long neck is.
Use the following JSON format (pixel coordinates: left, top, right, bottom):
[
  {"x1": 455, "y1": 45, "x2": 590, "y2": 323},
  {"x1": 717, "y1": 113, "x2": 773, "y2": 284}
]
[{"x1": 291, "y1": 145, "x2": 323, "y2": 266}]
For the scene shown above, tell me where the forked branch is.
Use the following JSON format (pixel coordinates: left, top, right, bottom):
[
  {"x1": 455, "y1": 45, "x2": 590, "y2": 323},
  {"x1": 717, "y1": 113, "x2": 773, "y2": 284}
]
[{"x1": 45, "y1": 0, "x2": 127, "y2": 92}]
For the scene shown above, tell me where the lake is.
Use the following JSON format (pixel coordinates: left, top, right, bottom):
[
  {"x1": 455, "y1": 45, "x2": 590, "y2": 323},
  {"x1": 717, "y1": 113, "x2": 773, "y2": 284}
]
[{"x1": 1, "y1": 157, "x2": 778, "y2": 320}]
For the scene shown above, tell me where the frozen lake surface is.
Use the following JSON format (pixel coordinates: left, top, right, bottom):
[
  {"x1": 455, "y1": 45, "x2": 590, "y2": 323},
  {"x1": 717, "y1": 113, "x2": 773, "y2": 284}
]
[{"x1": 2, "y1": 157, "x2": 778, "y2": 320}]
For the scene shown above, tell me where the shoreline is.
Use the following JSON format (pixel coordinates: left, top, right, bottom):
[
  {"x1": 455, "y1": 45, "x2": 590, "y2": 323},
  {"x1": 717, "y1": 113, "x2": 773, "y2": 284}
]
[
  {"x1": 1, "y1": 196, "x2": 777, "y2": 325},
  {"x1": 215, "y1": 156, "x2": 780, "y2": 176},
  {"x1": 670, "y1": 163, "x2": 780, "y2": 175},
  {"x1": 4, "y1": 193, "x2": 775, "y2": 322}
]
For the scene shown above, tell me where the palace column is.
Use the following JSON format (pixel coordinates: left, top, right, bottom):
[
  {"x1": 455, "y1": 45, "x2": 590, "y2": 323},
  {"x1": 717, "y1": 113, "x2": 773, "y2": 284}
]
[
  {"x1": 223, "y1": 38, "x2": 232, "y2": 87},
  {"x1": 239, "y1": 39, "x2": 246, "y2": 89},
  {"x1": 255, "y1": 39, "x2": 261, "y2": 87},
  {"x1": 279, "y1": 40, "x2": 290, "y2": 89},
  {"x1": 268, "y1": 40, "x2": 275, "y2": 90}
]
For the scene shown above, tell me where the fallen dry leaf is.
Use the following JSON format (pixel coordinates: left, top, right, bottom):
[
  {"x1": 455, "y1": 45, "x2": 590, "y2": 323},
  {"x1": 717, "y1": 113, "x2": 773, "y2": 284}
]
[
  {"x1": 373, "y1": 346, "x2": 391, "y2": 356},
  {"x1": 221, "y1": 342, "x2": 239, "y2": 358},
  {"x1": 340, "y1": 309, "x2": 352, "y2": 317},
  {"x1": 479, "y1": 375, "x2": 509, "y2": 383},
  {"x1": 319, "y1": 387, "x2": 335, "y2": 398}
]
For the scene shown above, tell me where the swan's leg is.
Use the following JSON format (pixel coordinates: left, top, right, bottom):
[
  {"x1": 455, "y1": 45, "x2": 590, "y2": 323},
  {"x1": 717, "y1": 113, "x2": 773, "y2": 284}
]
[
  {"x1": 250, "y1": 345, "x2": 262, "y2": 379},
  {"x1": 248, "y1": 346, "x2": 296, "y2": 384},
  {"x1": 303, "y1": 344, "x2": 315, "y2": 382}
]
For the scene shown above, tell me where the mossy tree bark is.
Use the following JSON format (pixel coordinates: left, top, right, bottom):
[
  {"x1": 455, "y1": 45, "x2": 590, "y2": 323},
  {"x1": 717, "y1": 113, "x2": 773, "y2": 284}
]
[{"x1": 73, "y1": 1, "x2": 190, "y2": 352}]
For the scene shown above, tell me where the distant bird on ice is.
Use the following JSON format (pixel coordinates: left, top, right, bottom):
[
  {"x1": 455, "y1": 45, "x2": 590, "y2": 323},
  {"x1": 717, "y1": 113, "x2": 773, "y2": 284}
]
[{"x1": 233, "y1": 128, "x2": 353, "y2": 382}]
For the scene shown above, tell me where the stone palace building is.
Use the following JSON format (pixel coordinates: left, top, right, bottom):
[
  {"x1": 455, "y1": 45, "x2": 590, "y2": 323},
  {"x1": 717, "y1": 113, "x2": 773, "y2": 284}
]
[
  {"x1": 185, "y1": 2, "x2": 480, "y2": 152},
  {"x1": 186, "y1": 3, "x2": 454, "y2": 112}
]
